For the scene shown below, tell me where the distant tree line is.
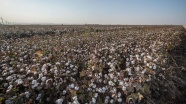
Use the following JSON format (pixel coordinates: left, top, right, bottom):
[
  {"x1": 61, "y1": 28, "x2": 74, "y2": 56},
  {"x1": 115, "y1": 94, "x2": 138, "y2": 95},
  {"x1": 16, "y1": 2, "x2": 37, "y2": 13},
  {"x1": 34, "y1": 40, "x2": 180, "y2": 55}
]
[{"x1": 0, "y1": 17, "x2": 13, "y2": 25}]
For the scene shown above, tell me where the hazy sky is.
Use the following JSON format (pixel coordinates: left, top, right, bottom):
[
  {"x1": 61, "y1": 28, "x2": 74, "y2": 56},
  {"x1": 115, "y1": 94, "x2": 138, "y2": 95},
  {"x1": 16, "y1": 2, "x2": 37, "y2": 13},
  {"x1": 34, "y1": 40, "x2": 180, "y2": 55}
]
[{"x1": 0, "y1": 0, "x2": 186, "y2": 25}]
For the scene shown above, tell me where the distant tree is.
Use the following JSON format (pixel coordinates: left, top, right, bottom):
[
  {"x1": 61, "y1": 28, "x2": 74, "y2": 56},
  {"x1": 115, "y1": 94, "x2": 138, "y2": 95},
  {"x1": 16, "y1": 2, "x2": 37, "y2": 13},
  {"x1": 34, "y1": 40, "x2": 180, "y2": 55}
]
[{"x1": 1, "y1": 17, "x2": 4, "y2": 25}]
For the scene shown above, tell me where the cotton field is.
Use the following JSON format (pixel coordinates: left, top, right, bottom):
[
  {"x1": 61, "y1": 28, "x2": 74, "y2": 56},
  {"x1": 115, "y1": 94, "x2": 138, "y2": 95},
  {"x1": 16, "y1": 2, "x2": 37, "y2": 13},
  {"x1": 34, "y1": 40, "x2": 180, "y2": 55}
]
[{"x1": 0, "y1": 25, "x2": 186, "y2": 104}]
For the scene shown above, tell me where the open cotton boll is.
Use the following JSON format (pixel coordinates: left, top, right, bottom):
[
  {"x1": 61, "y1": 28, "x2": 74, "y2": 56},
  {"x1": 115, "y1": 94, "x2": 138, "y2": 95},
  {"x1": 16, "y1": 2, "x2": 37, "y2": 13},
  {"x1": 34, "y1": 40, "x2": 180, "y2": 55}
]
[
  {"x1": 141, "y1": 69, "x2": 146, "y2": 74},
  {"x1": 75, "y1": 86, "x2": 79, "y2": 90},
  {"x1": 56, "y1": 62, "x2": 60, "y2": 65},
  {"x1": 131, "y1": 60, "x2": 135, "y2": 64},
  {"x1": 63, "y1": 90, "x2": 66, "y2": 95},
  {"x1": 54, "y1": 69, "x2": 58, "y2": 75},
  {"x1": 118, "y1": 98, "x2": 122, "y2": 102},
  {"x1": 69, "y1": 83, "x2": 75, "y2": 88},
  {"x1": 126, "y1": 68, "x2": 132, "y2": 75},
  {"x1": 108, "y1": 73, "x2": 114, "y2": 79},
  {"x1": 56, "y1": 98, "x2": 63, "y2": 104},
  {"x1": 25, "y1": 91, "x2": 30, "y2": 98},
  {"x1": 122, "y1": 86, "x2": 127, "y2": 91},
  {"x1": 20, "y1": 68, "x2": 24, "y2": 72},
  {"x1": 94, "y1": 93, "x2": 98, "y2": 98},
  {"x1": 117, "y1": 92, "x2": 121, "y2": 97},
  {"x1": 108, "y1": 80, "x2": 115, "y2": 86},
  {"x1": 3, "y1": 72, "x2": 7, "y2": 76},
  {"x1": 27, "y1": 70, "x2": 31, "y2": 74},
  {"x1": 6, "y1": 85, "x2": 13, "y2": 92},
  {"x1": 38, "y1": 73, "x2": 43, "y2": 79},
  {"x1": 147, "y1": 55, "x2": 152, "y2": 60},
  {"x1": 153, "y1": 64, "x2": 157, "y2": 70},
  {"x1": 32, "y1": 83, "x2": 39, "y2": 89},
  {"x1": 6, "y1": 76, "x2": 13, "y2": 81},
  {"x1": 5, "y1": 99, "x2": 13, "y2": 104},
  {"x1": 41, "y1": 76, "x2": 46, "y2": 82},
  {"x1": 65, "y1": 62, "x2": 69, "y2": 66},
  {"x1": 104, "y1": 99, "x2": 109, "y2": 104},
  {"x1": 36, "y1": 93, "x2": 42, "y2": 100},
  {"x1": 32, "y1": 80, "x2": 37, "y2": 85},
  {"x1": 92, "y1": 84, "x2": 97, "y2": 89},
  {"x1": 16, "y1": 79, "x2": 23, "y2": 85},
  {"x1": 135, "y1": 67, "x2": 140, "y2": 72},
  {"x1": 126, "y1": 62, "x2": 130, "y2": 67},
  {"x1": 110, "y1": 99, "x2": 114, "y2": 103},
  {"x1": 146, "y1": 63, "x2": 150, "y2": 67},
  {"x1": 119, "y1": 81, "x2": 124, "y2": 86},
  {"x1": 92, "y1": 97, "x2": 96, "y2": 104}
]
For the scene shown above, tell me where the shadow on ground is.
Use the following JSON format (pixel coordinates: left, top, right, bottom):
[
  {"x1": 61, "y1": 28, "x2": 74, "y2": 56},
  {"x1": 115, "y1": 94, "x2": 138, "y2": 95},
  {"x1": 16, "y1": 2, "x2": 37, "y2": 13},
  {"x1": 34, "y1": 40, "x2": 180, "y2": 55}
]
[{"x1": 145, "y1": 27, "x2": 186, "y2": 104}]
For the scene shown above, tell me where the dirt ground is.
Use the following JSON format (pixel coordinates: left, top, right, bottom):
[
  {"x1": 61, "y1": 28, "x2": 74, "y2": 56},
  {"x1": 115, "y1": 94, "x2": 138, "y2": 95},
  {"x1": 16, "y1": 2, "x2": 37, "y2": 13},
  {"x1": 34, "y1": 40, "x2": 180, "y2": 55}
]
[{"x1": 162, "y1": 26, "x2": 186, "y2": 103}]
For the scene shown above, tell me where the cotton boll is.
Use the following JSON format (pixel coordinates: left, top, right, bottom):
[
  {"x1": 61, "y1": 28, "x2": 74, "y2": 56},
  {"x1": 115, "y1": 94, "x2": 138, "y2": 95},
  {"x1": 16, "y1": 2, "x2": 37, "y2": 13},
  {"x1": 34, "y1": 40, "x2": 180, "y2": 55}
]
[
  {"x1": 33, "y1": 59, "x2": 37, "y2": 62},
  {"x1": 141, "y1": 69, "x2": 146, "y2": 74},
  {"x1": 109, "y1": 73, "x2": 114, "y2": 79},
  {"x1": 0, "y1": 78, "x2": 3, "y2": 81},
  {"x1": 131, "y1": 60, "x2": 135, "y2": 64},
  {"x1": 5, "y1": 99, "x2": 13, "y2": 104},
  {"x1": 34, "y1": 71, "x2": 37, "y2": 75},
  {"x1": 66, "y1": 70, "x2": 71, "y2": 74},
  {"x1": 153, "y1": 64, "x2": 157, "y2": 70},
  {"x1": 135, "y1": 67, "x2": 140, "y2": 72},
  {"x1": 54, "y1": 69, "x2": 58, "y2": 75},
  {"x1": 27, "y1": 70, "x2": 31, "y2": 74},
  {"x1": 146, "y1": 63, "x2": 150, "y2": 67},
  {"x1": 126, "y1": 62, "x2": 130, "y2": 67},
  {"x1": 117, "y1": 92, "x2": 121, "y2": 97},
  {"x1": 98, "y1": 79, "x2": 102, "y2": 83},
  {"x1": 32, "y1": 83, "x2": 39, "y2": 89},
  {"x1": 36, "y1": 93, "x2": 42, "y2": 100},
  {"x1": 38, "y1": 73, "x2": 43, "y2": 79},
  {"x1": 70, "y1": 83, "x2": 75, "y2": 88},
  {"x1": 63, "y1": 90, "x2": 66, "y2": 95},
  {"x1": 73, "y1": 100, "x2": 80, "y2": 104},
  {"x1": 117, "y1": 98, "x2": 122, "y2": 102},
  {"x1": 70, "y1": 64, "x2": 74, "y2": 68},
  {"x1": 104, "y1": 99, "x2": 109, "y2": 104},
  {"x1": 92, "y1": 84, "x2": 97, "y2": 89},
  {"x1": 9, "y1": 67, "x2": 13, "y2": 70},
  {"x1": 6, "y1": 85, "x2": 13, "y2": 92},
  {"x1": 20, "y1": 68, "x2": 24, "y2": 72},
  {"x1": 10, "y1": 70, "x2": 14, "y2": 74},
  {"x1": 108, "y1": 80, "x2": 113, "y2": 86},
  {"x1": 25, "y1": 91, "x2": 30, "y2": 98},
  {"x1": 94, "y1": 93, "x2": 98, "y2": 98},
  {"x1": 56, "y1": 98, "x2": 63, "y2": 104},
  {"x1": 110, "y1": 99, "x2": 114, "y2": 103},
  {"x1": 114, "y1": 78, "x2": 117, "y2": 83},
  {"x1": 122, "y1": 86, "x2": 126, "y2": 91},
  {"x1": 17, "y1": 64, "x2": 20, "y2": 68},
  {"x1": 149, "y1": 65, "x2": 152, "y2": 69},
  {"x1": 56, "y1": 62, "x2": 60, "y2": 65},
  {"x1": 6, "y1": 76, "x2": 13, "y2": 81},
  {"x1": 3, "y1": 72, "x2": 7, "y2": 76},
  {"x1": 75, "y1": 86, "x2": 79, "y2": 90},
  {"x1": 65, "y1": 62, "x2": 69, "y2": 66},
  {"x1": 92, "y1": 97, "x2": 96, "y2": 104},
  {"x1": 126, "y1": 68, "x2": 132, "y2": 75},
  {"x1": 144, "y1": 60, "x2": 147, "y2": 64},
  {"x1": 109, "y1": 55, "x2": 112, "y2": 59},
  {"x1": 16, "y1": 79, "x2": 23, "y2": 85},
  {"x1": 32, "y1": 80, "x2": 37, "y2": 85},
  {"x1": 147, "y1": 55, "x2": 152, "y2": 60}
]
